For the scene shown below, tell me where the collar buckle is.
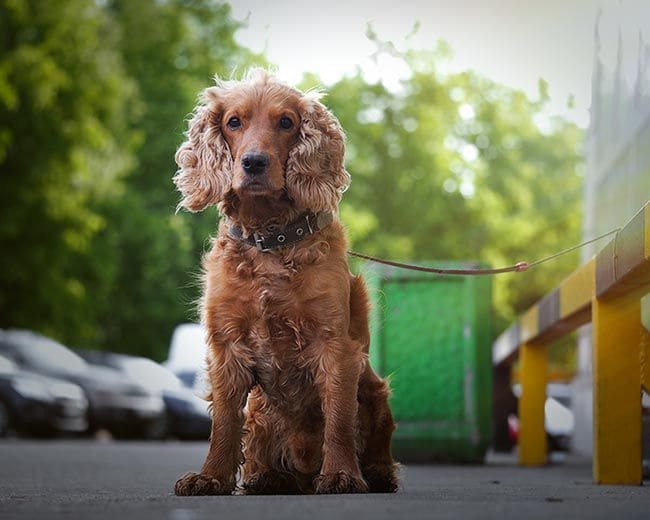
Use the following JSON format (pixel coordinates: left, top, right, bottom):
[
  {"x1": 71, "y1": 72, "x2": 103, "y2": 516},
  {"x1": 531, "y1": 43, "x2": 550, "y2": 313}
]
[
  {"x1": 305, "y1": 213, "x2": 314, "y2": 234},
  {"x1": 253, "y1": 232, "x2": 270, "y2": 252}
]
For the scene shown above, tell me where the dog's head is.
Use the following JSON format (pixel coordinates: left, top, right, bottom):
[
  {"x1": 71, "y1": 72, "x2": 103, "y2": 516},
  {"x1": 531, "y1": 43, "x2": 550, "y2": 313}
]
[{"x1": 174, "y1": 69, "x2": 349, "y2": 216}]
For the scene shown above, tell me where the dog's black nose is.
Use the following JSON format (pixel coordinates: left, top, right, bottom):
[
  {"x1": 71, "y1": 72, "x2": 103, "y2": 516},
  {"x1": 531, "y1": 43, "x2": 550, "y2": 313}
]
[{"x1": 241, "y1": 151, "x2": 269, "y2": 176}]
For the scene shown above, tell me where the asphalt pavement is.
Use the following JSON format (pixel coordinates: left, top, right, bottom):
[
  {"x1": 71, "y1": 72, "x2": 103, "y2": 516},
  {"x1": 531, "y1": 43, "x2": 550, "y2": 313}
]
[{"x1": 0, "y1": 440, "x2": 649, "y2": 520}]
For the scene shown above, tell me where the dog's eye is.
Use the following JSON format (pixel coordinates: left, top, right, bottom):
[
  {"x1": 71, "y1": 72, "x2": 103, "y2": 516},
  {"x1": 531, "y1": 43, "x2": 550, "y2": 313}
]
[
  {"x1": 226, "y1": 116, "x2": 241, "y2": 129},
  {"x1": 279, "y1": 116, "x2": 293, "y2": 130}
]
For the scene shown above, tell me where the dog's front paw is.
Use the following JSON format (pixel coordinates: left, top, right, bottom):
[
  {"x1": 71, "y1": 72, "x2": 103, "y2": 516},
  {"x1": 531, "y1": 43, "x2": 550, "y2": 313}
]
[
  {"x1": 315, "y1": 471, "x2": 369, "y2": 494},
  {"x1": 174, "y1": 471, "x2": 234, "y2": 496}
]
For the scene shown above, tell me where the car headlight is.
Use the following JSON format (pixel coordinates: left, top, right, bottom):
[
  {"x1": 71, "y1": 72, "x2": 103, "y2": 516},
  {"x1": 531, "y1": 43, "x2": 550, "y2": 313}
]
[{"x1": 12, "y1": 379, "x2": 53, "y2": 401}]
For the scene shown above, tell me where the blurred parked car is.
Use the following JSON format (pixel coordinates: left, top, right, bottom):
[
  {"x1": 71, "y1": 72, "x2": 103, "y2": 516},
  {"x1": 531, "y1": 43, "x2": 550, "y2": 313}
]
[
  {"x1": 0, "y1": 353, "x2": 88, "y2": 436},
  {"x1": 79, "y1": 350, "x2": 211, "y2": 440},
  {"x1": 164, "y1": 323, "x2": 207, "y2": 384},
  {"x1": 0, "y1": 330, "x2": 165, "y2": 438},
  {"x1": 174, "y1": 369, "x2": 200, "y2": 389},
  {"x1": 510, "y1": 383, "x2": 575, "y2": 452}
]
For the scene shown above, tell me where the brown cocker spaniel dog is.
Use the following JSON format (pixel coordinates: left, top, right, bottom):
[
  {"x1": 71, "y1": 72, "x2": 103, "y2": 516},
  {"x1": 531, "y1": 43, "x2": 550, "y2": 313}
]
[{"x1": 173, "y1": 70, "x2": 398, "y2": 496}]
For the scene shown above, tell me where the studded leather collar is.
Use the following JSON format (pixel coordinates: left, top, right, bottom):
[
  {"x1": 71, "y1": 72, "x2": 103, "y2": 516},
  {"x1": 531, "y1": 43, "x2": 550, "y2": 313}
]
[{"x1": 228, "y1": 211, "x2": 334, "y2": 252}]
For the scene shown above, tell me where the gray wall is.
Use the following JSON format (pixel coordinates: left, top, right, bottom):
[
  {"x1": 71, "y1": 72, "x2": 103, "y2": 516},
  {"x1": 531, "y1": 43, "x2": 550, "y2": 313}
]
[{"x1": 573, "y1": 0, "x2": 650, "y2": 456}]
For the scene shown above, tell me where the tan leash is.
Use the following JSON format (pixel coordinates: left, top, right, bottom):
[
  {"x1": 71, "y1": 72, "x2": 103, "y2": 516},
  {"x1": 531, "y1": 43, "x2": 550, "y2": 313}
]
[{"x1": 348, "y1": 228, "x2": 620, "y2": 276}]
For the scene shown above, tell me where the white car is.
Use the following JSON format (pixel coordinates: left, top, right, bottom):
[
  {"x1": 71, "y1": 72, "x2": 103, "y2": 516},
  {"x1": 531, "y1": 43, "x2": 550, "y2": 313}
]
[
  {"x1": 164, "y1": 323, "x2": 210, "y2": 394},
  {"x1": 510, "y1": 383, "x2": 574, "y2": 451}
]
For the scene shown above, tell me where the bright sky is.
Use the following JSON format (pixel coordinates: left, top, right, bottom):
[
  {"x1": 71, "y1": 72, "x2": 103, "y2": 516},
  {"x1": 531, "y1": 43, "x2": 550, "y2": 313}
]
[{"x1": 229, "y1": 0, "x2": 600, "y2": 128}]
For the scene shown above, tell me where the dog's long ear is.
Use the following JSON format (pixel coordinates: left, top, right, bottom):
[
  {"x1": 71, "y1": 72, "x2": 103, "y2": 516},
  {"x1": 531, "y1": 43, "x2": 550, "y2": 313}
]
[
  {"x1": 285, "y1": 96, "x2": 350, "y2": 213},
  {"x1": 174, "y1": 87, "x2": 232, "y2": 212}
]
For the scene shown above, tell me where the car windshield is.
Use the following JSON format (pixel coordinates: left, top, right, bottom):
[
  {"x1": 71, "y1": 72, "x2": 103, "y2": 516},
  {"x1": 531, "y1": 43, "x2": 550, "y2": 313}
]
[
  {"x1": 175, "y1": 370, "x2": 197, "y2": 388},
  {"x1": 120, "y1": 358, "x2": 182, "y2": 392},
  {"x1": 2, "y1": 333, "x2": 87, "y2": 375}
]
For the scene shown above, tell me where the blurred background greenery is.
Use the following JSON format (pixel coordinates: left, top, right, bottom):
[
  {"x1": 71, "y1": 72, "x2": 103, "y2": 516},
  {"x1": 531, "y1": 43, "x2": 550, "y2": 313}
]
[{"x1": 0, "y1": 0, "x2": 582, "y2": 363}]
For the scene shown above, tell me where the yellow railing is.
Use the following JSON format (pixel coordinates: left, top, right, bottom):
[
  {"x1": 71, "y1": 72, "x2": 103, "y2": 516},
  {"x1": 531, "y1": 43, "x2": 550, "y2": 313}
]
[{"x1": 492, "y1": 202, "x2": 650, "y2": 484}]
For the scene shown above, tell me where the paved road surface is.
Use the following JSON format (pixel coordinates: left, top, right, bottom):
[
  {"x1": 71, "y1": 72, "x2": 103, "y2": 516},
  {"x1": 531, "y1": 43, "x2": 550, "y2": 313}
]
[{"x1": 0, "y1": 440, "x2": 648, "y2": 519}]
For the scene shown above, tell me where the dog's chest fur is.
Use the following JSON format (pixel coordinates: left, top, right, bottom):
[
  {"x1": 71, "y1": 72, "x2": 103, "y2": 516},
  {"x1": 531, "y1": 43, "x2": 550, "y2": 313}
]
[
  {"x1": 210, "y1": 239, "x2": 332, "y2": 411},
  {"x1": 249, "y1": 261, "x2": 322, "y2": 409}
]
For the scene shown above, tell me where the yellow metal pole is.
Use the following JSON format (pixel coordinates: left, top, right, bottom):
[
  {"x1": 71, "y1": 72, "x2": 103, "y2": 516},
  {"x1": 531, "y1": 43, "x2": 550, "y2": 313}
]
[
  {"x1": 592, "y1": 294, "x2": 642, "y2": 484},
  {"x1": 518, "y1": 341, "x2": 548, "y2": 466},
  {"x1": 642, "y1": 294, "x2": 650, "y2": 393}
]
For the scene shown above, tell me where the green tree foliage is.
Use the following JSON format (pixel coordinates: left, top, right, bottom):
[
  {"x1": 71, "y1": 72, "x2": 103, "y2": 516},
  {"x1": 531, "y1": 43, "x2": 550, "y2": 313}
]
[
  {"x1": 89, "y1": 0, "x2": 265, "y2": 359},
  {"x1": 321, "y1": 36, "x2": 583, "y2": 331},
  {"x1": 0, "y1": 0, "x2": 263, "y2": 358},
  {"x1": 0, "y1": 0, "x2": 137, "y2": 343}
]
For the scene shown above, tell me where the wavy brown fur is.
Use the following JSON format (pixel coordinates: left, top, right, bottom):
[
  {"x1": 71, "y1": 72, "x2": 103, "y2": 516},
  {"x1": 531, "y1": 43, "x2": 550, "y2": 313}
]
[{"x1": 173, "y1": 70, "x2": 398, "y2": 495}]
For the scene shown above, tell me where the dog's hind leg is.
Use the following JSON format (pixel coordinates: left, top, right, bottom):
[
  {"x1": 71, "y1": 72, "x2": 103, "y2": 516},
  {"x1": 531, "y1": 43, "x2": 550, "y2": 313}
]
[
  {"x1": 358, "y1": 364, "x2": 399, "y2": 493},
  {"x1": 349, "y1": 274, "x2": 399, "y2": 492}
]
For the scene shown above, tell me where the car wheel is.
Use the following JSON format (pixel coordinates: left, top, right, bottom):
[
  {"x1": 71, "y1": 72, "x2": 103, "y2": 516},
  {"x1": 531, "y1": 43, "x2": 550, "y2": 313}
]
[
  {"x1": 144, "y1": 414, "x2": 169, "y2": 440},
  {"x1": 0, "y1": 400, "x2": 9, "y2": 437}
]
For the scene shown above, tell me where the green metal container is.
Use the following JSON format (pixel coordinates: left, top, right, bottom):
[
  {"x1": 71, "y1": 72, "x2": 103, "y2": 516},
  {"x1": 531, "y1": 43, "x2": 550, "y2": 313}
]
[{"x1": 365, "y1": 262, "x2": 492, "y2": 462}]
